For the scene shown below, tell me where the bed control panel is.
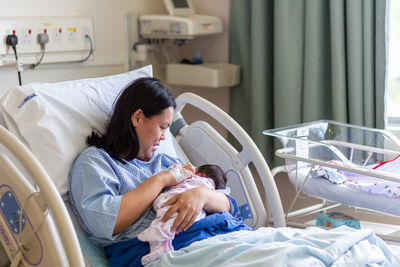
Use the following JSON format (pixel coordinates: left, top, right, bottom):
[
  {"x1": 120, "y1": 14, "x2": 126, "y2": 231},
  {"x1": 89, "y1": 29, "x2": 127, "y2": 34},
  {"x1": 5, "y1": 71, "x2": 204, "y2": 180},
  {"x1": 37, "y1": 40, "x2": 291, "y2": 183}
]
[
  {"x1": 0, "y1": 186, "x2": 20, "y2": 261},
  {"x1": 0, "y1": 185, "x2": 43, "y2": 266},
  {"x1": 238, "y1": 204, "x2": 253, "y2": 221},
  {"x1": 0, "y1": 153, "x2": 68, "y2": 266},
  {"x1": 226, "y1": 170, "x2": 254, "y2": 225},
  {"x1": 0, "y1": 189, "x2": 27, "y2": 235}
]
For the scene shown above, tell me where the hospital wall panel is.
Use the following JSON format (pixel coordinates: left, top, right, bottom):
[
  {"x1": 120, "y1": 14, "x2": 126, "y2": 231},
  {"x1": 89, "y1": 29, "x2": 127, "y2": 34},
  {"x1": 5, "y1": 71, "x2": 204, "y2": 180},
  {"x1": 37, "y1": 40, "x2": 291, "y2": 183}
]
[{"x1": 0, "y1": 0, "x2": 166, "y2": 93}]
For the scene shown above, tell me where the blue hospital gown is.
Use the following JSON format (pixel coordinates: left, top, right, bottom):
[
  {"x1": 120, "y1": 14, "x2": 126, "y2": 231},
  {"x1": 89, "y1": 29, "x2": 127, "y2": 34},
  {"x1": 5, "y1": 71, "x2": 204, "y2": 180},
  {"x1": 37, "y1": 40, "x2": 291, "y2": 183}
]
[
  {"x1": 69, "y1": 146, "x2": 241, "y2": 249},
  {"x1": 69, "y1": 146, "x2": 183, "y2": 247}
]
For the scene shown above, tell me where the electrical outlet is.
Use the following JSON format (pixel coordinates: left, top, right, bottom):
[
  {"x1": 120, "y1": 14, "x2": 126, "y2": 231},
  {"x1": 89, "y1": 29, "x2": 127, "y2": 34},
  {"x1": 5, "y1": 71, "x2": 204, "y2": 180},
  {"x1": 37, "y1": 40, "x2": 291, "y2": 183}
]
[
  {"x1": 53, "y1": 27, "x2": 63, "y2": 44},
  {"x1": 67, "y1": 27, "x2": 77, "y2": 43},
  {"x1": 82, "y1": 26, "x2": 91, "y2": 39},
  {"x1": 0, "y1": 17, "x2": 94, "y2": 65},
  {"x1": 20, "y1": 28, "x2": 33, "y2": 45},
  {"x1": 38, "y1": 28, "x2": 48, "y2": 38}
]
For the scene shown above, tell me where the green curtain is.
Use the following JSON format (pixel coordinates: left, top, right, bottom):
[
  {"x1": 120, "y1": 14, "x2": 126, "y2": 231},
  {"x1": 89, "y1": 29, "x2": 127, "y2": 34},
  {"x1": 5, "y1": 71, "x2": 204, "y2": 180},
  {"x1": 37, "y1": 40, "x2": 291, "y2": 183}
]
[{"x1": 229, "y1": 0, "x2": 388, "y2": 165}]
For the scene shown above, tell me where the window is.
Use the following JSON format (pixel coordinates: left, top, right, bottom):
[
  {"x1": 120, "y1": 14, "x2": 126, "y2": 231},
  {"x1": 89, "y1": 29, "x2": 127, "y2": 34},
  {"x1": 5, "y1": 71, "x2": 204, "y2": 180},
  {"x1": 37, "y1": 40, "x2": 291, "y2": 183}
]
[{"x1": 388, "y1": 1, "x2": 400, "y2": 125}]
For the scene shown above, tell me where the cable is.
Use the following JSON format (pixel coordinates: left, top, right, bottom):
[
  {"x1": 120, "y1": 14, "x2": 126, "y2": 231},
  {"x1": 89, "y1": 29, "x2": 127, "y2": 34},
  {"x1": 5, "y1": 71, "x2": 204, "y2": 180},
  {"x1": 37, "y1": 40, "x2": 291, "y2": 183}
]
[
  {"x1": 32, "y1": 33, "x2": 49, "y2": 69},
  {"x1": 11, "y1": 191, "x2": 49, "y2": 267},
  {"x1": 18, "y1": 192, "x2": 49, "y2": 246},
  {"x1": 33, "y1": 47, "x2": 45, "y2": 68},
  {"x1": 77, "y1": 34, "x2": 93, "y2": 63},
  {"x1": 6, "y1": 34, "x2": 22, "y2": 86}
]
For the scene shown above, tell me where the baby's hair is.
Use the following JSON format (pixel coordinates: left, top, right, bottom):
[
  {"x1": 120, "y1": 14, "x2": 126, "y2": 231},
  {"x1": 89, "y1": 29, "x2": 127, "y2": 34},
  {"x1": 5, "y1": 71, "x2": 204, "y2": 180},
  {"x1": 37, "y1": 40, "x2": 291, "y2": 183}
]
[{"x1": 197, "y1": 164, "x2": 227, "y2": 189}]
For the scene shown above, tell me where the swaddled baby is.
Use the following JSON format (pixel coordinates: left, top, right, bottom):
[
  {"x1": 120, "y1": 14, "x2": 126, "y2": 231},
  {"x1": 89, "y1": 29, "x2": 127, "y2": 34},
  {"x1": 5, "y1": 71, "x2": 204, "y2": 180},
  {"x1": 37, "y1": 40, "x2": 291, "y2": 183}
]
[{"x1": 138, "y1": 163, "x2": 227, "y2": 265}]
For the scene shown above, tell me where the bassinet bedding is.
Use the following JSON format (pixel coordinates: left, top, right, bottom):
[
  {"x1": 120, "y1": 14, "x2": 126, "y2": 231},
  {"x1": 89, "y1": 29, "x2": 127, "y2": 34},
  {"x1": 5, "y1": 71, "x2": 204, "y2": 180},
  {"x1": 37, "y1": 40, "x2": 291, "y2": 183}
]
[{"x1": 289, "y1": 167, "x2": 400, "y2": 216}]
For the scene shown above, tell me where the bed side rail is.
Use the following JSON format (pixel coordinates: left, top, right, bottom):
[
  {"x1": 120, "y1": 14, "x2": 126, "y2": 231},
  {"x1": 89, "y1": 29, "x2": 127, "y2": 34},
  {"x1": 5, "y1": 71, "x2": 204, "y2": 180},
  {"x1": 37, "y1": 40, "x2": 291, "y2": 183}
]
[
  {"x1": 174, "y1": 93, "x2": 285, "y2": 228},
  {"x1": 176, "y1": 120, "x2": 263, "y2": 227},
  {"x1": 0, "y1": 125, "x2": 84, "y2": 267}
]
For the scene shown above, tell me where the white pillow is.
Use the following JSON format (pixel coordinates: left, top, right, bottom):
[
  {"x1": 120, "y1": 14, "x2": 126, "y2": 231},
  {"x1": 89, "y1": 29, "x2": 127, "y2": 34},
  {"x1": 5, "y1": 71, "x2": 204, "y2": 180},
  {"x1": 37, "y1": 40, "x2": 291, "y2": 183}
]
[{"x1": 0, "y1": 65, "x2": 181, "y2": 196}]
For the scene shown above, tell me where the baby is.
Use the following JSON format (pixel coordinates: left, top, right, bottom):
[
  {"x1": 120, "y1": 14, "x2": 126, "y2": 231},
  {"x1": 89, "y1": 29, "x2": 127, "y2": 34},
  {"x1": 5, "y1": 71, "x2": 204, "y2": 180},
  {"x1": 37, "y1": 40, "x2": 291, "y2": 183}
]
[{"x1": 137, "y1": 163, "x2": 227, "y2": 265}]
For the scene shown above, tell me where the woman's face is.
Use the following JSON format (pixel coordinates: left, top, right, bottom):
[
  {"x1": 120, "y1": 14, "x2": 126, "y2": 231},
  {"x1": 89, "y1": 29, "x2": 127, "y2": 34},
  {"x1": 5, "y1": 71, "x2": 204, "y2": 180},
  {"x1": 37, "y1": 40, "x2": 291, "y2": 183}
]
[{"x1": 132, "y1": 106, "x2": 174, "y2": 161}]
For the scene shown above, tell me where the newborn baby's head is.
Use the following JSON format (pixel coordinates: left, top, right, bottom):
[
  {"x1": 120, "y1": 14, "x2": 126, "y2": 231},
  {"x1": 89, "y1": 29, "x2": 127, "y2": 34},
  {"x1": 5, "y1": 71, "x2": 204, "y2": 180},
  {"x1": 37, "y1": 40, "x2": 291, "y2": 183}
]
[{"x1": 196, "y1": 164, "x2": 226, "y2": 189}]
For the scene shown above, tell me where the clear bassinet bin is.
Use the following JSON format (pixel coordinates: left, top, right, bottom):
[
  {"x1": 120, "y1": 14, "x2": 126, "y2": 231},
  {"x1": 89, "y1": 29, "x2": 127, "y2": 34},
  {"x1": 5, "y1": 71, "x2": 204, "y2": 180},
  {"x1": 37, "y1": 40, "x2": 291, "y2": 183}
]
[
  {"x1": 264, "y1": 120, "x2": 400, "y2": 241},
  {"x1": 263, "y1": 120, "x2": 400, "y2": 182}
]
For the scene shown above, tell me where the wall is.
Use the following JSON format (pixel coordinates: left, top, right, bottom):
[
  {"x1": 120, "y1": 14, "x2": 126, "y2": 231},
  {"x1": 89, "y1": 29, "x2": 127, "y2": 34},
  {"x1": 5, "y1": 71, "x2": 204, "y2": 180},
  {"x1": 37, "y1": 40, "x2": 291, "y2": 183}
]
[
  {"x1": 0, "y1": 1, "x2": 231, "y2": 134},
  {"x1": 135, "y1": 0, "x2": 231, "y2": 137},
  {"x1": 170, "y1": 0, "x2": 231, "y2": 138},
  {"x1": 0, "y1": 0, "x2": 165, "y2": 93}
]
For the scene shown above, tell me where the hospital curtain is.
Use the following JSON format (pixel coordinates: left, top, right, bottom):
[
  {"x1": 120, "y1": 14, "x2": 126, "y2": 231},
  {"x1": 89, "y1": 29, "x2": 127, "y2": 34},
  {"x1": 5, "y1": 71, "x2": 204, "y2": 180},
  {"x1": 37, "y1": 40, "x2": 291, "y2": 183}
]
[{"x1": 229, "y1": 0, "x2": 388, "y2": 165}]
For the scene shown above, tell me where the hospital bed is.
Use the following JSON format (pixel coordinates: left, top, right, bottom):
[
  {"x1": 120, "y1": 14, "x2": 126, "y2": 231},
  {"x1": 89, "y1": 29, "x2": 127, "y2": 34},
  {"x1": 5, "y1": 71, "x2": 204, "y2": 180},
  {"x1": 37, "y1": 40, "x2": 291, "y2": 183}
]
[
  {"x1": 0, "y1": 66, "x2": 398, "y2": 266},
  {"x1": 0, "y1": 65, "x2": 286, "y2": 266},
  {"x1": 264, "y1": 120, "x2": 400, "y2": 242}
]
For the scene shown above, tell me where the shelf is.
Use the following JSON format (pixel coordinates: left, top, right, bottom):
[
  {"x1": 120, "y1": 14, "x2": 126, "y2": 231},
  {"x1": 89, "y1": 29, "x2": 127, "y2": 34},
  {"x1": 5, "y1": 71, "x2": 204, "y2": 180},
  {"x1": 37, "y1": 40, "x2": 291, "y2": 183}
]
[{"x1": 166, "y1": 63, "x2": 240, "y2": 88}]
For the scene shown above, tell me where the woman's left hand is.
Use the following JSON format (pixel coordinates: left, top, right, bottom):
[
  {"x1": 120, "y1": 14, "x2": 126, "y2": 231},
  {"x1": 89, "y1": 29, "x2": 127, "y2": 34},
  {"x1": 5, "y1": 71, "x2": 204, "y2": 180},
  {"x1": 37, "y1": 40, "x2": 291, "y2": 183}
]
[
  {"x1": 181, "y1": 162, "x2": 196, "y2": 173},
  {"x1": 161, "y1": 187, "x2": 205, "y2": 234}
]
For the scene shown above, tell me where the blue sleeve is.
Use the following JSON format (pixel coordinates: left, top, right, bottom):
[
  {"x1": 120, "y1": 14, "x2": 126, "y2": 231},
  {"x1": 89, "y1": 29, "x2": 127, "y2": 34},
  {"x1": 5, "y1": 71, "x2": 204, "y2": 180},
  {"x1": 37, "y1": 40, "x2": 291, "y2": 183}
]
[
  {"x1": 69, "y1": 150, "x2": 122, "y2": 241},
  {"x1": 225, "y1": 194, "x2": 240, "y2": 218},
  {"x1": 160, "y1": 153, "x2": 184, "y2": 168}
]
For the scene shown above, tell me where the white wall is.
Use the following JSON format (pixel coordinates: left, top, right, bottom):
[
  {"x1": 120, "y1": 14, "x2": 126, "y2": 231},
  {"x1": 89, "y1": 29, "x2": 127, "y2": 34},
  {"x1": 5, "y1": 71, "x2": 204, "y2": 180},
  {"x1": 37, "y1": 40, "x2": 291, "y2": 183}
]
[
  {"x1": 155, "y1": 0, "x2": 231, "y2": 137},
  {"x1": 0, "y1": 0, "x2": 231, "y2": 136}
]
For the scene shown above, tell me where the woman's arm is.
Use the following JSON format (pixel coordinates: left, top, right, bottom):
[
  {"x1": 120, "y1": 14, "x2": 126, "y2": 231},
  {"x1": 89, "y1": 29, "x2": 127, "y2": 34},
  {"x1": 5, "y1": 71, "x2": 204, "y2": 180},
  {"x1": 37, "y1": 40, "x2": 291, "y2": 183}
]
[
  {"x1": 161, "y1": 188, "x2": 230, "y2": 234},
  {"x1": 113, "y1": 170, "x2": 177, "y2": 235}
]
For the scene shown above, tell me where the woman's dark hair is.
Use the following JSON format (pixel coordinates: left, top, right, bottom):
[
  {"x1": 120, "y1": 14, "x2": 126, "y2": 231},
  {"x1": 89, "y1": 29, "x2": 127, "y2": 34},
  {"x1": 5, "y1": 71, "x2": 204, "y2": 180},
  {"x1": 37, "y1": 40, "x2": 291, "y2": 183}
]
[
  {"x1": 87, "y1": 77, "x2": 176, "y2": 162},
  {"x1": 197, "y1": 164, "x2": 227, "y2": 189}
]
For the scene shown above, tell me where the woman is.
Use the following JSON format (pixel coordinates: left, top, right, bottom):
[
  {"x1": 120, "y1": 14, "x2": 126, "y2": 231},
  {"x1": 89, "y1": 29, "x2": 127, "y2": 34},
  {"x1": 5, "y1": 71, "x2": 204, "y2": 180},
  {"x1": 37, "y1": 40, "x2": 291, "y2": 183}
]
[{"x1": 69, "y1": 77, "x2": 249, "y2": 266}]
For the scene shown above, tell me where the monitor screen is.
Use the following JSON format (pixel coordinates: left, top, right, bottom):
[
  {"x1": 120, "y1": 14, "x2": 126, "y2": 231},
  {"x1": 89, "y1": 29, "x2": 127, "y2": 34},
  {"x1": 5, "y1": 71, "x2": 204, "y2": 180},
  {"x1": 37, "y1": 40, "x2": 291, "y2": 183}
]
[
  {"x1": 164, "y1": 0, "x2": 195, "y2": 16},
  {"x1": 172, "y1": 0, "x2": 189, "y2": 8}
]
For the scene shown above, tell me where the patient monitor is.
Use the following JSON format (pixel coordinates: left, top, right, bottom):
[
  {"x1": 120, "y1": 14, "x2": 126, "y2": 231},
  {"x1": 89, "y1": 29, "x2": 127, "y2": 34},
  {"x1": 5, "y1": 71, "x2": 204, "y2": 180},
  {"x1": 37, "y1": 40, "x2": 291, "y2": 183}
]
[{"x1": 139, "y1": 0, "x2": 222, "y2": 39}]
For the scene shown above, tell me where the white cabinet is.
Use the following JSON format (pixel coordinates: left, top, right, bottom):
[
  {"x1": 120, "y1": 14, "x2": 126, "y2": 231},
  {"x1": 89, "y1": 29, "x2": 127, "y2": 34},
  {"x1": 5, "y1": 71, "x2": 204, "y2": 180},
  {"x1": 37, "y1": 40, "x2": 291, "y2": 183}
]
[{"x1": 166, "y1": 63, "x2": 240, "y2": 88}]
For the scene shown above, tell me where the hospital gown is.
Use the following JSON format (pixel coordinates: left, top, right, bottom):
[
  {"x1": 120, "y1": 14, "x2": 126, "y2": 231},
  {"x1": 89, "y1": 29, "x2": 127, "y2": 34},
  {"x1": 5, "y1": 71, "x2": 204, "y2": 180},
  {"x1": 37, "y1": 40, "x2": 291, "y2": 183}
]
[
  {"x1": 68, "y1": 147, "x2": 183, "y2": 246},
  {"x1": 69, "y1": 147, "x2": 242, "y2": 267}
]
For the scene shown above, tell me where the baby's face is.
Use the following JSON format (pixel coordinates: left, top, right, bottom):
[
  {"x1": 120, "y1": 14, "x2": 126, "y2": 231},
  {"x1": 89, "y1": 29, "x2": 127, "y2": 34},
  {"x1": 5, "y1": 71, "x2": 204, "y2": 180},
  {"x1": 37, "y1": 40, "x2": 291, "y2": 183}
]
[{"x1": 195, "y1": 170, "x2": 206, "y2": 177}]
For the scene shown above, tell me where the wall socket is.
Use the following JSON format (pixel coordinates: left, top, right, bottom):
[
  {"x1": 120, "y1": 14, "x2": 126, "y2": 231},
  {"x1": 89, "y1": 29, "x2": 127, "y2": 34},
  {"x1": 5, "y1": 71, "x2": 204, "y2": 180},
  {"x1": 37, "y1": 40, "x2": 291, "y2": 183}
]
[{"x1": 0, "y1": 16, "x2": 95, "y2": 66}]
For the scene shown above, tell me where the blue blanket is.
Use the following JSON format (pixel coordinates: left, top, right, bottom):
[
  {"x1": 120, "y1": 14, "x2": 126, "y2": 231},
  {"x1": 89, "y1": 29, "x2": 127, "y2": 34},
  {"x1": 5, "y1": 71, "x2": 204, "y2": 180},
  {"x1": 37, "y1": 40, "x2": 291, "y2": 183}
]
[
  {"x1": 148, "y1": 226, "x2": 400, "y2": 267},
  {"x1": 106, "y1": 211, "x2": 251, "y2": 267}
]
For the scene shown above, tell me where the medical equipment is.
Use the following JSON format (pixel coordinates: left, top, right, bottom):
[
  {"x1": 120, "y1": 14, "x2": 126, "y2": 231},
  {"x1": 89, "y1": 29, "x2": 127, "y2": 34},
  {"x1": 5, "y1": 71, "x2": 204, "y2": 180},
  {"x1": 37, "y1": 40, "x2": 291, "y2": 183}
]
[
  {"x1": 163, "y1": 0, "x2": 196, "y2": 16},
  {"x1": 264, "y1": 120, "x2": 400, "y2": 242},
  {"x1": 139, "y1": 0, "x2": 222, "y2": 39},
  {"x1": 139, "y1": 15, "x2": 222, "y2": 39}
]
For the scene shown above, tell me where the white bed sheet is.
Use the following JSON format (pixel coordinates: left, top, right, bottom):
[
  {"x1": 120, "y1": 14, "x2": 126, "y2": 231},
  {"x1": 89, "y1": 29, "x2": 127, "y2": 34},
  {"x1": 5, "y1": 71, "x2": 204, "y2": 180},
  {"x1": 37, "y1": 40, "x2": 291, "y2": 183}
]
[
  {"x1": 148, "y1": 226, "x2": 400, "y2": 266},
  {"x1": 289, "y1": 168, "x2": 400, "y2": 216}
]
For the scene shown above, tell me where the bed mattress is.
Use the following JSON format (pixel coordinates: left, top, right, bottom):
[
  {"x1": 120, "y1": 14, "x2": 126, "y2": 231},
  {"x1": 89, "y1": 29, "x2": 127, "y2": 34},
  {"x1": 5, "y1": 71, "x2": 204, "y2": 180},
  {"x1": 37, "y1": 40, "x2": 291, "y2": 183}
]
[{"x1": 288, "y1": 168, "x2": 400, "y2": 216}]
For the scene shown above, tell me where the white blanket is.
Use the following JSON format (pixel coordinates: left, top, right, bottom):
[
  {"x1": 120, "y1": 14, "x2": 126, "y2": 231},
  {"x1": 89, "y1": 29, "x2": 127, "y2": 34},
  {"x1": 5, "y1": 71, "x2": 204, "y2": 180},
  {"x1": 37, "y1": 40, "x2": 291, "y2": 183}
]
[{"x1": 148, "y1": 226, "x2": 400, "y2": 266}]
